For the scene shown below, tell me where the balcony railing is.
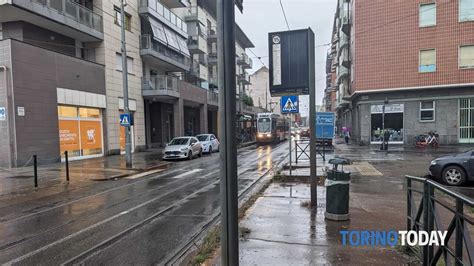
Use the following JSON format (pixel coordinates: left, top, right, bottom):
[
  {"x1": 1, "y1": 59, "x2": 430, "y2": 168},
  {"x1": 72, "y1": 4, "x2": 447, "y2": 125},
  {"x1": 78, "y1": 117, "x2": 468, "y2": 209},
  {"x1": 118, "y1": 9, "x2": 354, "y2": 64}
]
[
  {"x1": 140, "y1": 34, "x2": 190, "y2": 70},
  {"x1": 238, "y1": 72, "x2": 251, "y2": 84},
  {"x1": 139, "y1": 0, "x2": 187, "y2": 34},
  {"x1": 208, "y1": 90, "x2": 218, "y2": 105},
  {"x1": 142, "y1": 75, "x2": 180, "y2": 97},
  {"x1": 30, "y1": 0, "x2": 103, "y2": 32},
  {"x1": 207, "y1": 26, "x2": 217, "y2": 40},
  {"x1": 237, "y1": 53, "x2": 252, "y2": 69},
  {"x1": 208, "y1": 51, "x2": 218, "y2": 65}
]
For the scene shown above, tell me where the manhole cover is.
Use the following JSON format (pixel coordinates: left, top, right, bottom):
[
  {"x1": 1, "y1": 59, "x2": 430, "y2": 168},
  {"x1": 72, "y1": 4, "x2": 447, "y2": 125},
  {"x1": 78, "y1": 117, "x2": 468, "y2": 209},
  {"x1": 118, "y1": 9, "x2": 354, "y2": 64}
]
[{"x1": 8, "y1": 175, "x2": 33, "y2": 179}]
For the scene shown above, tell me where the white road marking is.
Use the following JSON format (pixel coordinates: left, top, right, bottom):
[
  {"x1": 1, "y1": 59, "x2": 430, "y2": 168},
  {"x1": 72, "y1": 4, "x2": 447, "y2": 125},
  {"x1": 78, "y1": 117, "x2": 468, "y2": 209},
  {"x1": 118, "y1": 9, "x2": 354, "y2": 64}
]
[
  {"x1": 126, "y1": 169, "x2": 164, "y2": 179},
  {"x1": 172, "y1": 169, "x2": 203, "y2": 179}
]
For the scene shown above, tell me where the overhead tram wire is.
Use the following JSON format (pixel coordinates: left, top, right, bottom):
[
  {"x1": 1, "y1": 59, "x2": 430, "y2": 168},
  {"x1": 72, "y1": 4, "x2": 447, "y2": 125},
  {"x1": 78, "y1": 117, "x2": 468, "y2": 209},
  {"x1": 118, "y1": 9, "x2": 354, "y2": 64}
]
[{"x1": 279, "y1": 0, "x2": 290, "y2": 30}]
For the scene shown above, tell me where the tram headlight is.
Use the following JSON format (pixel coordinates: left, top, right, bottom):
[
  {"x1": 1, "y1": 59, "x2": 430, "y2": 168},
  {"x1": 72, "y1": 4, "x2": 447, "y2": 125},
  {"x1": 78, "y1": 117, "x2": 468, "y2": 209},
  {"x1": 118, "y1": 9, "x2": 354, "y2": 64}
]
[
  {"x1": 258, "y1": 134, "x2": 263, "y2": 138},
  {"x1": 266, "y1": 133, "x2": 271, "y2": 137}
]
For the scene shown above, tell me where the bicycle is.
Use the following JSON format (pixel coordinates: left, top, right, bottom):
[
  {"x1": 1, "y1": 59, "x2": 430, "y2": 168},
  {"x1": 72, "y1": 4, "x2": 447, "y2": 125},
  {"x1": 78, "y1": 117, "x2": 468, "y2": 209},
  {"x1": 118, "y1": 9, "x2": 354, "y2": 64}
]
[{"x1": 414, "y1": 130, "x2": 439, "y2": 148}]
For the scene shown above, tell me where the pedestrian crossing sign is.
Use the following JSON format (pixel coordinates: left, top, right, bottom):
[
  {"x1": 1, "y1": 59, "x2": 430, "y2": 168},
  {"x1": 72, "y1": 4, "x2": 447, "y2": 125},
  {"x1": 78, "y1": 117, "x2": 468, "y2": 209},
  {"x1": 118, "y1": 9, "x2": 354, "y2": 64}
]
[
  {"x1": 281, "y1": 95, "x2": 299, "y2": 113},
  {"x1": 120, "y1": 113, "x2": 131, "y2": 127}
]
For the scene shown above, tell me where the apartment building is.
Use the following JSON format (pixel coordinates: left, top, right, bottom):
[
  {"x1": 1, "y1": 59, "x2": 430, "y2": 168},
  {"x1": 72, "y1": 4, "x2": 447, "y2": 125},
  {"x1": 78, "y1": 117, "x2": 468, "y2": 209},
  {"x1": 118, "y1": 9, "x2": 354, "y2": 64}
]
[
  {"x1": 329, "y1": 0, "x2": 474, "y2": 145},
  {"x1": 0, "y1": 0, "x2": 107, "y2": 167},
  {"x1": 0, "y1": 0, "x2": 256, "y2": 167},
  {"x1": 248, "y1": 66, "x2": 281, "y2": 115}
]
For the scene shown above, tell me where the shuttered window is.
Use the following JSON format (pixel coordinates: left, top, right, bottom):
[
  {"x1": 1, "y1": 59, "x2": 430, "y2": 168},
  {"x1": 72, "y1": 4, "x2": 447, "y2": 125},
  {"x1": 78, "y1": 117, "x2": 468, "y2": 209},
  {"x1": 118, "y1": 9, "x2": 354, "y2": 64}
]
[
  {"x1": 460, "y1": 45, "x2": 474, "y2": 68},
  {"x1": 419, "y1": 3, "x2": 436, "y2": 27},
  {"x1": 419, "y1": 49, "x2": 436, "y2": 73},
  {"x1": 460, "y1": 0, "x2": 474, "y2": 21}
]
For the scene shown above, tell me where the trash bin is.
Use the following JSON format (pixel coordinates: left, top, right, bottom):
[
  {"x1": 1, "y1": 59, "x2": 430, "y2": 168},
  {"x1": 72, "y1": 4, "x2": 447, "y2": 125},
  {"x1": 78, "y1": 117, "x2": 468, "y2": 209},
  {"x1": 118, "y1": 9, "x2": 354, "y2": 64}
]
[{"x1": 325, "y1": 157, "x2": 351, "y2": 221}]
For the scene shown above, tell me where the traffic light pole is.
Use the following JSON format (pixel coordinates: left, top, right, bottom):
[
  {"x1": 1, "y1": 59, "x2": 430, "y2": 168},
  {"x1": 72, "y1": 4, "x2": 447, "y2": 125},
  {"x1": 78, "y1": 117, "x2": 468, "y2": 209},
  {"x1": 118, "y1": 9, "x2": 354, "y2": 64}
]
[
  {"x1": 218, "y1": 0, "x2": 238, "y2": 265},
  {"x1": 121, "y1": 0, "x2": 132, "y2": 168}
]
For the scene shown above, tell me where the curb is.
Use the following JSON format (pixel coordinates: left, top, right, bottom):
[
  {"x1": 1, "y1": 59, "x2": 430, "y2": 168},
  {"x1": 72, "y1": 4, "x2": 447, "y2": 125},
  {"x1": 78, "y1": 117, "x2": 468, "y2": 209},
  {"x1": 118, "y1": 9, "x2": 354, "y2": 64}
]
[{"x1": 90, "y1": 162, "x2": 171, "y2": 181}]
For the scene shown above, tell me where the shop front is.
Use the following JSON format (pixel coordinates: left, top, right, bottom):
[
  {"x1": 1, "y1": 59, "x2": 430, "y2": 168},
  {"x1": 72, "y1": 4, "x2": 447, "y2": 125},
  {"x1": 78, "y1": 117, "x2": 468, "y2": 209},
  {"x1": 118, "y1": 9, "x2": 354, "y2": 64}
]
[
  {"x1": 58, "y1": 105, "x2": 104, "y2": 160},
  {"x1": 370, "y1": 103, "x2": 404, "y2": 144}
]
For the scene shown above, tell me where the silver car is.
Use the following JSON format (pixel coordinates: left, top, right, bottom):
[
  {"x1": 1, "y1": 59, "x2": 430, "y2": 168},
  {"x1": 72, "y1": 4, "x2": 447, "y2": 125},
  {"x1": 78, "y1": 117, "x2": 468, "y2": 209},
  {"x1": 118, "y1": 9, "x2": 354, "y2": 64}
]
[
  {"x1": 196, "y1": 134, "x2": 220, "y2": 154},
  {"x1": 162, "y1": 137, "x2": 203, "y2": 160}
]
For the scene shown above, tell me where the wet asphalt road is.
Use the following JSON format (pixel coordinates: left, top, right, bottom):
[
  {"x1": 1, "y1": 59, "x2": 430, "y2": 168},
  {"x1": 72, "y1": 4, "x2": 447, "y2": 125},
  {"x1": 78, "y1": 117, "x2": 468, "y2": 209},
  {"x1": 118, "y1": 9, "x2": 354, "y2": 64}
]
[{"x1": 0, "y1": 143, "x2": 289, "y2": 265}]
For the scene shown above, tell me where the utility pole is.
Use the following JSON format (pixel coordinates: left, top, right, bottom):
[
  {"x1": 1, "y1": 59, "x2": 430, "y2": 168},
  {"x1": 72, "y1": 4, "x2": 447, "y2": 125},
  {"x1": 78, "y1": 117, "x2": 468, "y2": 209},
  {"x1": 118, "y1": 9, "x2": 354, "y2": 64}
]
[
  {"x1": 120, "y1": 0, "x2": 132, "y2": 168},
  {"x1": 218, "y1": 0, "x2": 238, "y2": 264},
  {"x1": 308, "y1": 30, "x2": 317, "y2": 207}
]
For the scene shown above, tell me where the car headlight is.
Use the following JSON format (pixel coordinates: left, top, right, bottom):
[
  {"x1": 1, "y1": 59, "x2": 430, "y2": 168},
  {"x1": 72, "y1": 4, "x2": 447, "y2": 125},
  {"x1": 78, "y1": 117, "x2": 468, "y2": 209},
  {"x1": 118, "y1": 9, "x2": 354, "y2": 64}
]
[
  {"x1": 430, "y1": 160, "x2": 437, "y2": 166},
  {"x1": 180, "y1": 147, "x2": 188, "y2": 152}
]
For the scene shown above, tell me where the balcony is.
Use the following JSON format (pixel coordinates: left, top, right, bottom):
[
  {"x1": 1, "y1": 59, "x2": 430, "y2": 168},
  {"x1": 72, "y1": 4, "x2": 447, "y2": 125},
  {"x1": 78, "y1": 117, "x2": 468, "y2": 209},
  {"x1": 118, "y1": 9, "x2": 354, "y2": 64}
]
[
  {"x1": 237, "y1": 53, "x2": 252, "y2": 69},
  {"x1": 337, "y1": 65, "x2": 349, "y2": 83},
  {"x1": 207, "y1": 90, "x2": 218, "y2": 106},
  {"x1": 339, "y1": 46, "x2": 351, "y2": 68},
  {"x1": 183, "y1": 6, "x2": 206, "y2": 24},
  {"x1": 190, "y1": 60, "x2": 208, "y2": 80},
  {"x1": 142, "y1": 75, "x2": 180, "y2": 98},
  {"x1": 209, "y1": 76, "x2": 218, "y2": 87},
  {"x1": 1, "y1": 0, "x2": 103, "y2": 41},
  {"x1": 207, "y1": 26, "x2": 217, "y2": 42},
  {"x1": 341, "y1": 2, "x2": 351, "y2": 35},
  {"x1": 139, "y1": 0, "x2": 187, "y2": 37},
  {"x1": 198, "y1": 54, "x2": 208, "y2": 66},
  {"x1": 208, "y1": 51, "x2": 218, "y2": 65},
  {"x1": 238, "y1": 72, "x2": 251, "y2": 85},
  {"x1": 140, "y1": 34, "x2": 190, "y2": 72},
  {"x1": 188, "y1": 35, "x2": 207, "y2": 54}
]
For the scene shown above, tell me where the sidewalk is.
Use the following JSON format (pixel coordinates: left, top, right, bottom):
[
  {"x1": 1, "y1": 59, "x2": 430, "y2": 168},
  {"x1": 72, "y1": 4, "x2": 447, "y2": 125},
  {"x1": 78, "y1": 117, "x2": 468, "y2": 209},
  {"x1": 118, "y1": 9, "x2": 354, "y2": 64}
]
[
  {"x1": 237, "y1": 177, "x2": 413, "y2": 265},
  {"x1": 0, "y1": 149, "x2": 169, "y2": 196}
]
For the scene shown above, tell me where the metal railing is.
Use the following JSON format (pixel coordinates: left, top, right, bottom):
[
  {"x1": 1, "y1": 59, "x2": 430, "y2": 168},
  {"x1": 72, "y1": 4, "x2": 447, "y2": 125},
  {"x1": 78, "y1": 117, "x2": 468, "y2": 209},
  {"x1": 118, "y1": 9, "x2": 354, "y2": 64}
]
[
  {"x1": 406, "y1": 175, "x2": 474, "y2": 265},
  {"x1": 139, "y1": 0, "x2": 187, "y2": 33},
  {"x1": 208, "y1": 90, "x2": 218, "y2": 103},
  {"x1": 142, "y1": 75, "x2": 179, "y2": 93},
  {"x1": 31, "y1": 0, "x2": 103, "y2": 32},
  {"x1": 140, "y1": 35, "x2": 190, "y2": 67},
  {"x1": 207, "y1": 26, "x2": 217, "y2": 39}
]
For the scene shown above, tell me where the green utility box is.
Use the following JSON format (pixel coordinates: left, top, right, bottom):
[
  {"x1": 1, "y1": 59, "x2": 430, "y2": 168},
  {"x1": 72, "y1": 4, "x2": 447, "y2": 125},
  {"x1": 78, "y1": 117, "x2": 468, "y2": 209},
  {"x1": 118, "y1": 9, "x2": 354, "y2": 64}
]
[{"x1": 325, "y1": 158, "x2": 351, "y2": 221}]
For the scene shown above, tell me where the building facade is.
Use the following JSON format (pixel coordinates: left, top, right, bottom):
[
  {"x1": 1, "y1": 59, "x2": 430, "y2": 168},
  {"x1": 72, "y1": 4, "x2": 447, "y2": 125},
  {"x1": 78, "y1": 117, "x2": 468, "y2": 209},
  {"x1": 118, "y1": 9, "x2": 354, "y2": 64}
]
[
  {"x1": 0, "y1": 0, "x2": 256, "y2": 167},
  {"x1": 248, "y1": 66, "x2": 281, "y2": 115},
  {"x1": 328, "y1": 0, "x2": 474, "y2": 145}
]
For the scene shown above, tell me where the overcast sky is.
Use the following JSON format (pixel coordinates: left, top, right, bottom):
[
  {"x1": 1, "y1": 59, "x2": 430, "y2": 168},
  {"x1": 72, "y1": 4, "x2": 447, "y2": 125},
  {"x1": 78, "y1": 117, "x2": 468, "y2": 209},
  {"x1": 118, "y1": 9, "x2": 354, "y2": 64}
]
[{"x1": 235, "y1": 0, "x2": 335, "y2": 116}]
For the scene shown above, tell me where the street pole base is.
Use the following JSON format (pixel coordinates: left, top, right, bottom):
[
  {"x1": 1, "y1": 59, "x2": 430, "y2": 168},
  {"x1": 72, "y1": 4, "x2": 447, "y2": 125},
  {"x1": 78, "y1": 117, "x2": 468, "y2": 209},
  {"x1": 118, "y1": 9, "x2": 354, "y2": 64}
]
[{"x1": 325, "y1": 211, "x2": 350, "y2": 221}]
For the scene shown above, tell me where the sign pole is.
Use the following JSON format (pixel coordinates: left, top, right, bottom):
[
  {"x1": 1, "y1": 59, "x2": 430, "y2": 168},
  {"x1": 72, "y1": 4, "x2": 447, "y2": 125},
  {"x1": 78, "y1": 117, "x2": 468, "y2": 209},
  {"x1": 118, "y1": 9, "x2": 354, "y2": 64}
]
[
  {"x1": 218, "y1": 0, "x2": 238, "y2": 264},
  {"x1": 121, "y1": 0, "x2": 132, "y2": 168},
  {"x1": 308, "y1": 30, "x2": 317, "y2": 207},
  {"x1": 289, "y1": 114, "x2": 292, "y2": 176}
]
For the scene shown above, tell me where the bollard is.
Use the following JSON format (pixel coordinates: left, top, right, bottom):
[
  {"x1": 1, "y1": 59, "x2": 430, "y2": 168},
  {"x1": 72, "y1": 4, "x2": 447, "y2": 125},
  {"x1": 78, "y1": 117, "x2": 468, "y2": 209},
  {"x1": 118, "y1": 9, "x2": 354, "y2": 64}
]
[
  {"x1": 33, "y1": 155, "x2": 38, "y2": 188},
  {"x1": 65, "y1": 151, "x2": 70, "y2": 182}
]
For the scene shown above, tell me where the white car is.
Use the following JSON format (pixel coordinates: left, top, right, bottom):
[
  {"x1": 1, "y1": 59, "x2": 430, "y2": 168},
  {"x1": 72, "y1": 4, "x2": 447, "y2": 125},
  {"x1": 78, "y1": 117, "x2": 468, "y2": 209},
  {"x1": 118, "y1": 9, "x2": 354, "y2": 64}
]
[
  {"x1": 196, "y1": 134, "x2": 220, "y2": 154},
  {"x1": 162, "y1": 137, "x2": 203, "y2": 160}
]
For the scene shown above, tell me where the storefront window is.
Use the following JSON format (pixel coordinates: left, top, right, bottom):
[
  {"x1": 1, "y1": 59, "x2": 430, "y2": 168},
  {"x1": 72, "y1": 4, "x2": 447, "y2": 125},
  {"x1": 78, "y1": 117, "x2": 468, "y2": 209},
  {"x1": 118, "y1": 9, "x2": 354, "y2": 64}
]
[
  {"x1": 58, "y1": 106, "x2": 78, "y2": 118},
  {"x1": 79, "y1": 108, "x2": 101, "y2": 118},
  {"x1": 58, "y1": 105, "x2": 103, "y2": 159},
  {"x1": 370, "y1": 104, "x2": 404, "y2": 143}
]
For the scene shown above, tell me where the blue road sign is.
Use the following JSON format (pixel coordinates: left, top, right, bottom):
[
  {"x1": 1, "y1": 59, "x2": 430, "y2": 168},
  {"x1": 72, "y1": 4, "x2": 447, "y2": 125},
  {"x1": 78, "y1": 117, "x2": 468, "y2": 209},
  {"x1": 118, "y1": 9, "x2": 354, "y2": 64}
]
[
  {"x1": 281, "y1": 95, "x2": 299, "y2": 113},
  {"x1": 120, "y1": 113, "x2": 131, "y2": 127}
]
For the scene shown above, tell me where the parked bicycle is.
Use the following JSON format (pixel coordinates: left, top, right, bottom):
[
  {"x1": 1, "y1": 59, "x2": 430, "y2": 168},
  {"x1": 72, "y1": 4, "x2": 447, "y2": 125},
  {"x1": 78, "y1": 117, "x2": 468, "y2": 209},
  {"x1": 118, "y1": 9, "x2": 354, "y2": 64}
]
[{"x1": 413, "y1": 130, "x2": 439, "y2": 148}]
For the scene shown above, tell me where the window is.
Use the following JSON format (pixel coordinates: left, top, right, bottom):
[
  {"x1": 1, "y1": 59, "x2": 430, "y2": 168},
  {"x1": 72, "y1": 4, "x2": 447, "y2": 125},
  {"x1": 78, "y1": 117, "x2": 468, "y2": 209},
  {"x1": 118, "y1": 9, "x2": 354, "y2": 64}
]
[
  {"x1": 114, "y1": 6, "x2": 132, "y2": 31},
  {"x1": 460, "y1": 0, "x2": 474, "y2": 21},
  {"x1": 459, "y1": 45, "x2": 474, "y2": 68},
  {"x1": 419, "y1": 3, "x2": 436, "y2": 27},
  {"x1": 115, "y1": 53, "x2": 134, "y2": 74},
  {"x1": 420, "y1": 101, "x2": 435, "y2": 121},
  {"x1": 419, "y1": 49, "x2": 436, "y2": 72}
]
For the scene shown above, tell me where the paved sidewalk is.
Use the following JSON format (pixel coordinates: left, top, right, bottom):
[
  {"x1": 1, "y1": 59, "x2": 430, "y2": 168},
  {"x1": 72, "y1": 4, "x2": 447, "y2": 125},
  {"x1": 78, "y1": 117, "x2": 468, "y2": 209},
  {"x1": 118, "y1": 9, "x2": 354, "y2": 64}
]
[
  {"x1": 0, "y1": 150, "x2": 169, "y2": 196},
  {"x1": 237, "y1": 179, "x2": 413, "y2": 265}
]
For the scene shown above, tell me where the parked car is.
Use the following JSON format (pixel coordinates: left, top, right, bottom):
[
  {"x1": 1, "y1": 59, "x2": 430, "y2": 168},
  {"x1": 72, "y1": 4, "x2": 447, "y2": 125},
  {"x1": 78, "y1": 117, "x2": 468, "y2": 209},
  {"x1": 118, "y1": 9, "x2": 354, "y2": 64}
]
[
  {"x1": 196, "y1": 134, "x2": 220, "y2": 154},
  {"x1": 429, "y1": 150, "x2": 474, "y2": 186},
  {"x1": 299, "y1": 127, "x2": 310, "y2": 138},
  {"x1": 163, "y1": 137, "x2": 202, "y2": 160}
]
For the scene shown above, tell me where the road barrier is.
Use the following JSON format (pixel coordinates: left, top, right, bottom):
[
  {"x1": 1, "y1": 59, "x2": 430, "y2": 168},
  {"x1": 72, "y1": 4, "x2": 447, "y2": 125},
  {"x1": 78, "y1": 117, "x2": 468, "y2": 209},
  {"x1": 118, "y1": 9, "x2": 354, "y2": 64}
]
[
  {"x1": 406, "y1": 175, "x2": 474, "y2": 265},
  {"x1": 294, "y1": 139, "x2": 331, "y2": 163}
]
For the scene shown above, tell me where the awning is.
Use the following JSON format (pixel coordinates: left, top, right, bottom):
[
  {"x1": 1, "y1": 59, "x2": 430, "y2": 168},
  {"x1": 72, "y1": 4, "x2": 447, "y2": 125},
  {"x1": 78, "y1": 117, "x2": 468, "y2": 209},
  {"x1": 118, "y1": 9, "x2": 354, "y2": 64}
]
[
  {"x1": 149, "y1": 18, "x2": 167, "y2": 45},
  {"x1": 147, "y1": 16, "x2": 190, "y2": 57}
]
